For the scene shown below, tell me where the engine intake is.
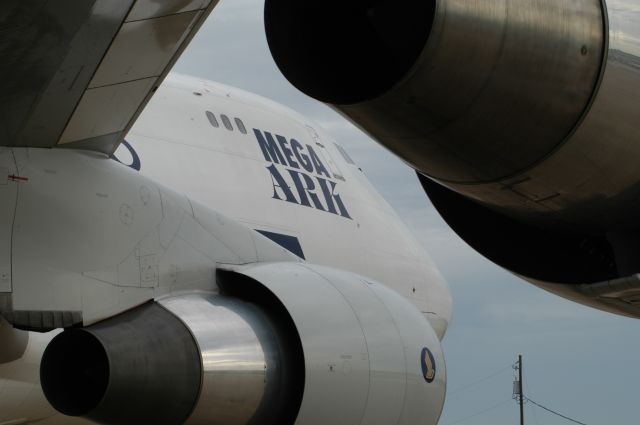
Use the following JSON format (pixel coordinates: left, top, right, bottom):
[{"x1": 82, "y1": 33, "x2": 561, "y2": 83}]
[{"x1": 265, "y1": 0, "x2": 435, "y2": 105}]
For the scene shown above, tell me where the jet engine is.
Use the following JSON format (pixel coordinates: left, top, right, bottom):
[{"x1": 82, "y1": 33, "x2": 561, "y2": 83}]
[
  {"x1": 264, "y1": 0, "x2": 640, "y2": 315},
  {"x1": 40, "y1": 263, "x2": 446, "y2": 425}
]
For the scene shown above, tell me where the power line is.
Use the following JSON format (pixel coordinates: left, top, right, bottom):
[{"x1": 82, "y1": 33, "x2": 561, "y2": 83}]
[
  {"x1": 448, "y1": 364, "x2": 512, "y2": 396},
  {"x1": 526, "y1": 397, "x2": 589, "y2": 425},
  {"x1": 444, "y1": 399, "x2": 512, "y2": 425},
  {"x1": 444, "y1": 356, "x2": 590, "y2": 425},
  {"x1": 523, "y1": 374, "x2": 540, "y2": 425}
]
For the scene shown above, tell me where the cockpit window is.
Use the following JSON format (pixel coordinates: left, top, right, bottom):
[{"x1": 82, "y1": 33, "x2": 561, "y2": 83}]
[{"x1": 206, "y1": 111, "x2": 219, "y2": 128}]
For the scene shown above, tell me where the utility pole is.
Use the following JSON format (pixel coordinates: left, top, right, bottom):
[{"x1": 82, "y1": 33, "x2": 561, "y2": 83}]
[
  {"x1": 519, "y1": 355, "x2": 524, "y2": 425},
  {"x1": 513, "y1": 355, "x2": 525, "y2": 425},
  {"x1": 513, "y1": 354, "x2": 524, "y2": 425}
]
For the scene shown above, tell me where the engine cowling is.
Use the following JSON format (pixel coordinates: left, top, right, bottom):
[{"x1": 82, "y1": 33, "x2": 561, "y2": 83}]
[
  {"x1": 264, "y1": 0, "x2": 640, "y2": 296},
  {"x1": 40, "y1": 263, "x2": 446, "y2": 425},
  {"x1": 265, "y1": 0, "x2": 606, "y2": 188}
]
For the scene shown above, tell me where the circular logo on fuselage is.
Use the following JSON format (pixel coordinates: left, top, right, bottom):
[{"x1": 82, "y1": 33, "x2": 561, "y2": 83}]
[{"x1": 421, "y1": 347, "x2": 436, "y2": 383}]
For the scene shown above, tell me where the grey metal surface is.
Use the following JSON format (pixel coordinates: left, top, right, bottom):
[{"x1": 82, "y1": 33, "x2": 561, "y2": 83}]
[
  {"x1": 347, "y1": 0, "x2": 605, "y2": 185},
  {"x1": 40, "y1": 302, "x2": 202, "y2": 425},
  {"x1": 0, "y1": 0, "x2": 218, "y2": 154},
  {"x1": 126, "y1": 0, "x2": 210, "y2": 21},
  {"x1": 0, "y1": 317, "x2": 28, "y2": 364},
  {"x1": 40, "y1": 294, "x2": 295, "y2": 425},
  {"x1": 160, "y1": 294, "x2": 289, "y2": 425},
  {"x1": 0, "y1": 0, "x2": 134, "y2": 148},
  {"x1": 266, "y1": 0, "x2": 605, "y2": 182},
  {"x1": 439, "y1": 0, "x2": 640, "y2": 232},
  {"x1": 2, "y1": 311, "x2": 83, "y2": 331},
  {"x1": 528, "y1": 274, "x2": 640, "y2": 319}
]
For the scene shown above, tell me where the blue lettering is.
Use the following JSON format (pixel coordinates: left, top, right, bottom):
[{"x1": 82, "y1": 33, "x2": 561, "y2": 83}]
[
  {"x1": 267, "y1": 164, "x2": 298, "y2": 204},
  {"x1": 277, "y1": 135, "x2": 299, "y2": 169},
  {"x1": 255, "y1": 127, "x2": 351, "y2": 220},
  {"x1": 291, "y1": 139, "x2": 313, "y2": 172},
  {"x1": 288, "y1": 169, "x2": 326, "y2": 211},
  {"x1": 318, "y1": 177, "x2": 351, "y2": 219},
  {"x1": 254, "y1": 129, "x2": 286, "y2": 165}
]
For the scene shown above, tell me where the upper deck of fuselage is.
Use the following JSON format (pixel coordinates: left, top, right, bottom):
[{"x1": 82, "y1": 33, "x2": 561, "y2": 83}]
[{"x1": 127, "y1": 73, "x2": 452, "y2": 338}]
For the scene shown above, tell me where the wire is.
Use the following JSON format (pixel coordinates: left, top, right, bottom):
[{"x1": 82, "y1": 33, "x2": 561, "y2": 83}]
[
  {"x1": 523, "y1": 371, "x2": 540, "y2": 425},
  {"x1": 526, "y1": 397, "x2": 589, "y2": 425},
  {"x1": 444, "y1": 399, "x2": 512, "y2": 425},
  {"x1": 448, "y1": 364, "x2": 512, "y2": 396}
]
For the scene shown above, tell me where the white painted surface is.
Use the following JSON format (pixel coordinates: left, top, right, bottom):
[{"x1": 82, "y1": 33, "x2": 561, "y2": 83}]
[
  {"x1": 8, "y1": 148, "x2": 298, "y2": 326},
  {"x1": 239, "y1": 262, "x2": 446, "y2": 425},
  {"x1": 127, "y1": 75, "x2": 452, "y2": 333}
]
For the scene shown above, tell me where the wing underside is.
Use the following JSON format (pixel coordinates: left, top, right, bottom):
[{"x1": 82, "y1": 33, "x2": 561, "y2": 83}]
[{"x1": 0, "y1": 0, "x2": 218, "y2": 154}]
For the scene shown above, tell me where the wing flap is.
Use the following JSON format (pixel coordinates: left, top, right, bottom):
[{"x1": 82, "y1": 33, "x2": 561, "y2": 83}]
[{"x1": 1, "y1": 0, "x2": 218, "y2": 153}]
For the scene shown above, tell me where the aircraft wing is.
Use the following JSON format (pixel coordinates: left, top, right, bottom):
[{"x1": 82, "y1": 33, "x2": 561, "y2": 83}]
[{"x1": 0, "y1": 0, "x2": 217, "y2": 154}]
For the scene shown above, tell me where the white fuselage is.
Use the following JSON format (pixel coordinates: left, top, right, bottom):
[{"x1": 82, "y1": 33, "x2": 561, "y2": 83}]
[
  {"x1": 126, "y1": 74, "x2": 451, "y2": 334},
  {"x1": 0, "y1": 74, "x2": 451, "y2": 425}
]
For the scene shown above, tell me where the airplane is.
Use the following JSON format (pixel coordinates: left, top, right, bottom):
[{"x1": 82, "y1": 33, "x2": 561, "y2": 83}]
[
  {"x1": 0, "y1": 0, "x2": 638, "y2": 424},
  {"x1": 0, "y1": 71, "x2": 451, "y2": 424}
]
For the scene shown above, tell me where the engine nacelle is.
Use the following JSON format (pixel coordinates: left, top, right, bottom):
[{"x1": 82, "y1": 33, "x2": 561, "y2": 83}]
[
  {"x1": 40, "y1": 263, "x2": 445, "y2": 425},
  {"x1": 265, "y1": 1, "x2": 640, "y2": 291}
]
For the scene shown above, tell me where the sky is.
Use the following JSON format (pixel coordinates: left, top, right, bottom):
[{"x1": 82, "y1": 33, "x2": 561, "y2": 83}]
[{"x1": 175, "y1": 1, "x2": 640, "y2": 424}]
